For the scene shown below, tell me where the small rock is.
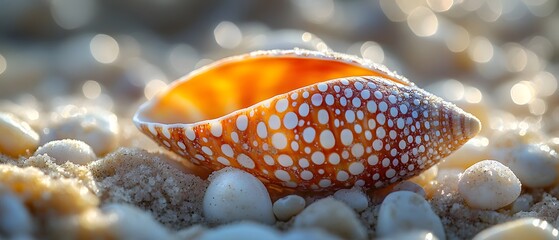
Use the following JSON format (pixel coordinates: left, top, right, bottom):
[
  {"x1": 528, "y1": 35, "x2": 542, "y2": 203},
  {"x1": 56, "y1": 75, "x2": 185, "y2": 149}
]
[
  {"x1": 283, "y1": 228, "x2": 342, "y2": 240},
  {"x1": 458, "y1": 160, "x2": 521, "y2": 210},
  {"x1": 34, "y1": 139, "x2": 97, "y2": 165},
  {"x1": 273, "y1": 194, "x2": 306, "y2": 221},
  {"x1": 377, "y1": 191, "x2": 445, "y2": 240},
  {"x1": 197, "y1": 222, "x2": 281, "y2": 240},
  {"x1": 293, "y1": 197, "x2": 367, "y2": 240},
  {"x1": 0, "y1": 186, "x2": 33, "y2": 238},
  {"x1": 332, "y1": 187, "x2": 368, "y2": 212},
  {"x1": 101, "y1": 203, "x2": 171, "y2": 239},
  {"x1": 203, "y1": 168, "x2": 275, "y2": 224},
  {"x1": 377, "y1": 230, "x2": 439, "y2": 240},
  {"x1": 0, "y1": 112, "x2": 39, "y2": 157},
  {"x1": 494, "y1": 143, "x2": 558, "y2": 188},
  {"x1": 46, "y1": 106, "x2": 119, "y2": 156},
  {"x1": 511, "y1": 194, "x2": 534, "y2": 214},
  {"x1": 472, "y1": 218, "x2": 559, "y2": 240}
]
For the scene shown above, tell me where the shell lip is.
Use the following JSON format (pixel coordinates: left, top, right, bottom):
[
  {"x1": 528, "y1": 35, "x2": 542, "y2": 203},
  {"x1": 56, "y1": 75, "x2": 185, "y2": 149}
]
[
  {"x1": 132, "y1": 74, "x2": 400, "y2": 129},
  {"x1": 162, "y1": 48, "x2": 412, "y2": 96},
  {"x1": 133, "y1": 48, "x2": 411, "y2": 128}
]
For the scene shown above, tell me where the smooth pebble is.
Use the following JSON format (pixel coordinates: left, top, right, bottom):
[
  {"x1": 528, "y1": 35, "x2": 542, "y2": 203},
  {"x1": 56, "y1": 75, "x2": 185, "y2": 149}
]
[
  {"x1": 293, "y1": 197, "x2": 367, "y2": 240},
  {"x1": 0, "y1": 187, "x2": 34, "y2": 238},
  {"x1": 197, "y1": 222, "x2": 281, "y2": 240},
  {"x1": 283, "y1": 228, "x2": 342, "y2": 240},
  {"x1": 34, "y1": 139, "x2": 97, "y2": 165},
  {"x1": 0, "y1": 112, "x2": 39, "y2": 157},
  {"x1": 332, "y1": 188, "x2": 368, "y2": 212},
  {"x1": 511, "y1": 194, "x2": 533, "y2": 214},
  {"x1": 377, "y1": 230, "x2": 439, "y2": 240},
  {"x1": 47, "y1": 107, "x2": 119, "y2": 156},
  {"x1": 273, "y1": 195, "x2": 306, "y2": 221},
  {"x1": 203, "y1": 168, "x2": 275, "y2": 224},
  {"x1": 458, "y1": 160, "x2": 521, "y2": 210},
  {"x1": 472, "y1": 218, "x2": 559, "y2": 240},
  {"x1": 101, "y1": 203, "x2": 171, "y2": 239},
  {"x1": 377, "y1": 191, "x2": 446, "y2": 240},
  {"x1": 493, "y1": 143, "x2": 558, "y2": 188}
]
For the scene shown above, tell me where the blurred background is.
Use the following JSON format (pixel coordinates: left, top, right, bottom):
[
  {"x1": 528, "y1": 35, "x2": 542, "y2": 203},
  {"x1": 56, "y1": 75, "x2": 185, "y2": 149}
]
[{"x1": 0, "y1": 0, "x2": 558, "y2": 135}]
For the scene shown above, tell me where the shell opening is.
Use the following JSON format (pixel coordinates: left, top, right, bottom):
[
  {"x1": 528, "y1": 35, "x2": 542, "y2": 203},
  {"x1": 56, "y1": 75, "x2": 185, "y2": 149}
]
[{"x1": 135, "y1": 52, "x2": 405, "y2": 125}]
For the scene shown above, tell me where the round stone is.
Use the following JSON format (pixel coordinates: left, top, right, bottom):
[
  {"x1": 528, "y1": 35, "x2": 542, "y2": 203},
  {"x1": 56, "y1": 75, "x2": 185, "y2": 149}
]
[{"x1": 458, "y1": 160, "x2": 521, "y2": 210}]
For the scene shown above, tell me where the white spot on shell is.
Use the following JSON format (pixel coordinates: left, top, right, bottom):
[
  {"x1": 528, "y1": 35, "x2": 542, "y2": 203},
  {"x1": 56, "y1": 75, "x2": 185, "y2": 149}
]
[
  {"x1": 278, "y1": 154, "x2": 293, "y2": 167},
  {"x1": 319, "y1": 130, "x2": 335, "y2": 149},
  {"x1": 283, "y1": 112, "x2": 298, "y2": 129},
  {"x1": 221, "y1": 144, "x2": 234, "y2": 157},
  {"x1": 311, "y1": 151, "x2": 325, "y2": 165},
  {"x1": 318, "y1": 109, "x2": 329, "y2": 124},
  {"x1": 276, "y1": 99, "x2": 288, "y2": 113},
  {"x1": 275, "y1": 170, "x2": 291, "y2": 181},
  {"x1": 210, "y1": 122, "x2": 222, "y2": 137},
  {"x1": 272, "y1": 133, "x2": 288, "y2": 149},
  {"x1": 237, "y1": 154, "x2": 255, "y2": 169},
  {"x1": 311, "y1": 94, "x2": 323, "y2": 106},
  {"x1": 302, "y1": 127, "x2": 316, "y2": 143},
  {"x1": 298, "y1": 103, "x2": 310, "y2": 117},
  {"x1": 349, "y1": 162, "x2": 365, "y2": 175},
  {"x1": 257, "y1": 122, "x2": 268, "y2": 138},
  {"x1": 340, "y1": 129, "x2": 353, "y2": 146},
  {"x1": 269, "y1": 115, "x2": 280, "y2": 130},
  {"x1": 236, "y1": 115, "x2": 248, "y2": 131},
  {"x1": 329, "y1": 153, "x2": 340, "y2": 165},
  {"x1": 185, "y1": 127, "x2": 195, "y2": 140}
]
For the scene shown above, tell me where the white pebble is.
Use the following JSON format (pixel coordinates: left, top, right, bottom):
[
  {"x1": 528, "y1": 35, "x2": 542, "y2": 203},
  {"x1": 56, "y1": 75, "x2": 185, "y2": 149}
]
[
  {"x1": 472, "y1": 218, "x2": 559, "y2": 240},
  {"x1": 494, "y1": 143, "x2": 558, "y2": 188},
  {"x1": 101, "y1": 203, "x2": 171, "y2": 239},
  {"x1": 203, "y1": 168, "x2": 275, "y2": 224},
  {"x1": 511, "y1": 194, "x2": 533, "y2": 214},
  {"x1": 377, "y1": 230, "x2": 439, "y2": 240},
  {"x1": 273, "y1": 195, "x2": 306, "y2": 221},
  {"x1": 332, "y1": 188, "x2": 369, "y2": 212},
  {"x1": 284, "y1": 228, "x2": 342, "y2": 240},
  {"x1": 293, "y1": 197, "x2": 367, "y2": 240},
  {"x1": 197, "y1": 222, "x2": 281, "y2": 240},
  {"x1": 47, "y1": 107, "x2": 119, "y2": 156},
  {"x1": 0, "y1": 112, "x2": 39, "y2": 157},
  {"x1": 34, "y1": 139, "x2": 97, "y2": 165},
  {"x1": 377, "y1": 191, "x2": 445, "y2": 240},
  {"x1": 458, "y1": 160, "x2": 521, "y2": 210},
  {"x1": 0, "y1": 187, "x2": 34, "y2": 238}
]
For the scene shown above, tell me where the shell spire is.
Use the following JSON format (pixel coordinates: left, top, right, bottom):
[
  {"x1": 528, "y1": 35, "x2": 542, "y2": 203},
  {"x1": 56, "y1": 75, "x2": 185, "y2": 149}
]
[{"x1": 133, "y1": 49, "x2": 481, "y2": 192}]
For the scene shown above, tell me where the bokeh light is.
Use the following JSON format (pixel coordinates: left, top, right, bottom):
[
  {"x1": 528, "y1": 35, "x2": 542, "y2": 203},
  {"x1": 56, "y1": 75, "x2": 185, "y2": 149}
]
[
  {"x1": 82, "y1": 80, "x2": 101, "y2": 99},
  {"x1": 214, "y1": 21, "x2": 243, "y2": 49},
  {"x1": 90, "y1": 34, "x2": 120, "y2": 64}
]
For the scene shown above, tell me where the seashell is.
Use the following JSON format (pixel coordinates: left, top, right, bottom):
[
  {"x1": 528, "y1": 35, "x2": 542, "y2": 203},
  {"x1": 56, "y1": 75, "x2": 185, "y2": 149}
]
[{"x1": 133, "y1": 49, "x2": 481, "y2": 192}]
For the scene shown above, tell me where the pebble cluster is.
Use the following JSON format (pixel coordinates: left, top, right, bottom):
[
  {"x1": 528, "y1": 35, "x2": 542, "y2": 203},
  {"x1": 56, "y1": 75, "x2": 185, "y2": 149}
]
[{"x1": 2, "y1": 0, "x2": 559, "y2": 239}]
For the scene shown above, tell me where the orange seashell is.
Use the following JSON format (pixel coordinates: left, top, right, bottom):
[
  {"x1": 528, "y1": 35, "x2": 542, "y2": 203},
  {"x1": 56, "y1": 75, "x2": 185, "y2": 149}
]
[{"x1": 133, "y1": 49, "x2": 481, "y2": 192}]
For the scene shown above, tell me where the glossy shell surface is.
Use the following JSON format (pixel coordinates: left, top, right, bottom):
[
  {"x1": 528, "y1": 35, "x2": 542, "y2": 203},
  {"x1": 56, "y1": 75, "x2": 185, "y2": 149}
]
[{"x1": 133, "y1": 49, "x2": 481, "y2": 192}]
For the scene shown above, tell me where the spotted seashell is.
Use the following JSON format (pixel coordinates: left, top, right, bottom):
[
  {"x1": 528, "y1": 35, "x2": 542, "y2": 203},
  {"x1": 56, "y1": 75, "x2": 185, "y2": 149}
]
[{"x1": 133, "y1": 49, "x2": 481, "y2": 192}]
